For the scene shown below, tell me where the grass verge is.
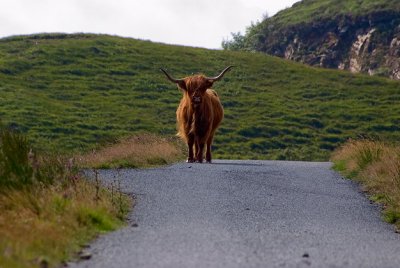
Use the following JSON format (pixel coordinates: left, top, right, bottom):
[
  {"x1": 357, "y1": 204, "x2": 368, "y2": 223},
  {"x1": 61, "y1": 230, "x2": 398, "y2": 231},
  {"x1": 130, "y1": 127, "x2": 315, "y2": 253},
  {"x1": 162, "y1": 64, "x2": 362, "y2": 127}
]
[
  {"x1": 331, "y1": 139, "x2": 400, "y2": 230},
  {"x1": 78, "y1": 133, "x2": 184, "y2": 169},
  {"x1": 0, "y1": 126, "x2": 131, "y2": 268}
]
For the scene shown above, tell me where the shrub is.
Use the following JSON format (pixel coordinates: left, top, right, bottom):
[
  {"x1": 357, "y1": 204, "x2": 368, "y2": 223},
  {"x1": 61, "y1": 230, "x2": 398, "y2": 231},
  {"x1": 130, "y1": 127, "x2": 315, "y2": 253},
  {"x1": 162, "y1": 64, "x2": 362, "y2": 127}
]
[
  {"x1": 0, "y1": 125, "x2": 74, "y2": 190},
  {"x1": 0, "y1": 126, "x2": 34, "y2": 189}
]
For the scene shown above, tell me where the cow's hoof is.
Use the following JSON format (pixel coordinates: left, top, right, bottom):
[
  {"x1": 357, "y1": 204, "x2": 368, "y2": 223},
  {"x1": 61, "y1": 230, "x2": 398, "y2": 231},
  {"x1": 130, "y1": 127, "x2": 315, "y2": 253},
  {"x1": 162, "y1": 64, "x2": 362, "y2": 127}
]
[
  {"x1": 206, "y1": 160, "x2": 212, "y2": 164},
  {"x1": 186, "y1": 158, "x2": 194, "y2": 163}
]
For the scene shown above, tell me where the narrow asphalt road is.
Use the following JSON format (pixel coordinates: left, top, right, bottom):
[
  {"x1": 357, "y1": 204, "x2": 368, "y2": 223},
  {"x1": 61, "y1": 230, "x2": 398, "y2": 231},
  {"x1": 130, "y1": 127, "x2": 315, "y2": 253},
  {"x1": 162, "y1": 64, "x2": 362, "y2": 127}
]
[{"x1": 70, "y1": 160, "x2": 400, "y2": 268}]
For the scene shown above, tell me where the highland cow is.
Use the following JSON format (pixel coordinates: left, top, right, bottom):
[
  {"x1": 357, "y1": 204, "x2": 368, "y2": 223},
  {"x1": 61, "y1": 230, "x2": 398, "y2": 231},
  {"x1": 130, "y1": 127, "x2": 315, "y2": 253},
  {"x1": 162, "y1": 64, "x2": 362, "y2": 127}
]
[{"x1": 160, "y1": 66, "x2": 233, "y2": 163}]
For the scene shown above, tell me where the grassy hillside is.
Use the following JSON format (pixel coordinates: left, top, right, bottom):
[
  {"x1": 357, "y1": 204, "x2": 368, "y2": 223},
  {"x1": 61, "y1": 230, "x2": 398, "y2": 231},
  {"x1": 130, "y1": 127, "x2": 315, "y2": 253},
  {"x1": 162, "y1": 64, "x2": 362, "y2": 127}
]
[
  {"x1": 273, "y1": 0, "x2": 400, "y2": 27},
  {"x1": 1, "y1": 33, "x2": 400, "y2": 160}
]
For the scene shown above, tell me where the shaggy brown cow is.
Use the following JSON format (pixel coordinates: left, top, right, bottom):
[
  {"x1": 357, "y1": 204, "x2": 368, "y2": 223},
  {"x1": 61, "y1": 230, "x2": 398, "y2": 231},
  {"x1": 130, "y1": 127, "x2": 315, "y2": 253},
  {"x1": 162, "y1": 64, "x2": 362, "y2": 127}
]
[{"x1": 160, "y1": 66, "x2": 233, "y2": 163}]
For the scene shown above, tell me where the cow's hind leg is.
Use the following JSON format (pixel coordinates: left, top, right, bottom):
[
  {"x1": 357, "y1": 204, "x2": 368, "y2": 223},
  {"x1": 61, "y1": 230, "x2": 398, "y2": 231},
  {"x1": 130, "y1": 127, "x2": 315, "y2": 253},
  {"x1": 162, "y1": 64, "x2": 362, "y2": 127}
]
[
  {"x1": 206, "y1": 134, "x2": 214, "y2": 163},
  {"x1": 186, "y1": 134, "x2": 195, "y2": 163}
]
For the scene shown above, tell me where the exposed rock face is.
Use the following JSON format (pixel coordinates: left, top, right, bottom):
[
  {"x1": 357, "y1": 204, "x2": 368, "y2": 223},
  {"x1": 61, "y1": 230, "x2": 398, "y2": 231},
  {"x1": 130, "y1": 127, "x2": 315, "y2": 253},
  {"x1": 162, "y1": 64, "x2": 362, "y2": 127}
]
[
  {"x1": 258, "y1": 11, "x2": 400, "y2": 79},
  {"x1": 349, "y1": 28, "x2": 376, "y2": 73},
  {"x1": 388, "y1": 37, "x2": 400, "y2": 79}
]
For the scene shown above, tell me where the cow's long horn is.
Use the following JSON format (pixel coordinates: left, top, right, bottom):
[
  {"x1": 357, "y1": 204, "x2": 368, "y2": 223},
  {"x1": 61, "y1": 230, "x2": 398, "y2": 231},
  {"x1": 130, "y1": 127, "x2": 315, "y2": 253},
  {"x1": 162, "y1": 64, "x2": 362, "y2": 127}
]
[
  {"x1": 160, "y1": 68, "x2": 184, "y2": 84},
  {"x1": 207, "y1": 66, "x2": 234, "y2": 81}
]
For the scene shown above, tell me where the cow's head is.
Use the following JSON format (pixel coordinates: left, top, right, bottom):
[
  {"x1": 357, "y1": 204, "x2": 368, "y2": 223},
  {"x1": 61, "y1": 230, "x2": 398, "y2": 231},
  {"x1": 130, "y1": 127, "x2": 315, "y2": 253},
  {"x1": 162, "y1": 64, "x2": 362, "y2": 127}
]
[{"x1": 160, "y1": 66, "x2": 233, "y2": 106}]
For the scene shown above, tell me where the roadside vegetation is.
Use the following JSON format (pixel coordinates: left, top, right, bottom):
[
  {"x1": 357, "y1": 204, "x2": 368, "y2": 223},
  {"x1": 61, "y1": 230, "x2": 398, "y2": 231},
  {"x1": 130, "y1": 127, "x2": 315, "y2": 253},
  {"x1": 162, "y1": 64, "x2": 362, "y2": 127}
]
[
  {"x1": 0, "y1": 125, "x2": 131, "y2": 268},
  {"x1": 332, "y1": 139, "x2": 400, "y2": 230},
  {"x1": 1, "y1": 33, "x2": 400, "y2": 161},
  {"x1": 79, "y1": 134, "x2": 184, "y2": 169}
]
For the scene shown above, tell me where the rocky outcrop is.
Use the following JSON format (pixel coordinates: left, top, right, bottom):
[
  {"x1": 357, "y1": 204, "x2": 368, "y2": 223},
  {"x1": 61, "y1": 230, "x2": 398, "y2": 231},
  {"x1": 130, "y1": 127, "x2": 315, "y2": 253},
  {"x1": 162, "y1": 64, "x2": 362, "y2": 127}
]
[
  {"x1": 256, "y1": 11, "x2": 400, "y2": 79},
  {"x1": 388, "y1": 37, "x2": 400, "y2": 79}
]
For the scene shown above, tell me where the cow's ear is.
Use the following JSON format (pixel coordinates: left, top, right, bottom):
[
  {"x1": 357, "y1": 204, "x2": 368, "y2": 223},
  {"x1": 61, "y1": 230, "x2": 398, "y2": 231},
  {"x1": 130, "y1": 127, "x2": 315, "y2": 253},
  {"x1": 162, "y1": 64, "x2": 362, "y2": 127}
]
[{"x1": 177, "y1": 80, "x2": 187, "y2": 91}]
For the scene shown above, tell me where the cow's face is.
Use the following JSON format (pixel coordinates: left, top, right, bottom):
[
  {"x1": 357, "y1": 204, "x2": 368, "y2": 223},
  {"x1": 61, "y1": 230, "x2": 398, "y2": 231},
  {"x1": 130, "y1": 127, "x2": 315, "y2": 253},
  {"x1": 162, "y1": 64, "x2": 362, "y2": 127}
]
[{"x1": 183, "y1": 76, "x2": 213, "y2": 106}]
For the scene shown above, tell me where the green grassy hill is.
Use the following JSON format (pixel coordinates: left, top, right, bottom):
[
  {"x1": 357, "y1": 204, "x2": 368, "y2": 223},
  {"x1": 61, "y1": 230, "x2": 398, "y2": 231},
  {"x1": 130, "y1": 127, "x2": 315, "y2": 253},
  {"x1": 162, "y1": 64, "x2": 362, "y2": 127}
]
[
  {"x1": 1, "y1": 33, "x2": 399, "y2": 161},
  {"x1": 271, "y1": 0, "x2": 400, "y2": 27}
]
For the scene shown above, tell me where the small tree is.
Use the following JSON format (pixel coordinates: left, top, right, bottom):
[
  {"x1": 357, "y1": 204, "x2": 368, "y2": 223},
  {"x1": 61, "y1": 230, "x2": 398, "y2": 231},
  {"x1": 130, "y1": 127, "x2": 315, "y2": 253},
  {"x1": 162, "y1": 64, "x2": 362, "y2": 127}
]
[{"x1": 221, "y1": 32, "x2": 246, "y2": 51}]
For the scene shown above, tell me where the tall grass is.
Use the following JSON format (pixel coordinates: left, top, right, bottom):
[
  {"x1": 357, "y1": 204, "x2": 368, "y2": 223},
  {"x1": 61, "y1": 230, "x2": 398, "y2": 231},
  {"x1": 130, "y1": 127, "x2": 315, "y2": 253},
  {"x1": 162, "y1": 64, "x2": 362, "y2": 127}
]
[
  {"x1": 332, "y1": 139, "x2": 400, "y2": 229},
  {"x1": 0, "y1": 125, "x2": 131, "y2": 267},
  {"x1": 79, "y1": 134, "x2": 184, "y2": 169}
]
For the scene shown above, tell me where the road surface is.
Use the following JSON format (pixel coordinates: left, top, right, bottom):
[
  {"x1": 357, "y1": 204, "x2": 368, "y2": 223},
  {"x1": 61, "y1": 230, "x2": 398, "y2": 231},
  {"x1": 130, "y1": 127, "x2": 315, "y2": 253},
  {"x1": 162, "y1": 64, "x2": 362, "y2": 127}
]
[{"x1": 70, "y1": 160, "x2": 400, "y2": 268}]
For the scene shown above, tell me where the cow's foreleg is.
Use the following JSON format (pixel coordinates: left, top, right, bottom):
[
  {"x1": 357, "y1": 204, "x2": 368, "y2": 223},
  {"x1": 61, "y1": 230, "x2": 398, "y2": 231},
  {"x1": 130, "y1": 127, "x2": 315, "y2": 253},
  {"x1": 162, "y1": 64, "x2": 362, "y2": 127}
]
[
  {"x1": 193, "y1": 141, "x2": 199, "y2": 162},
  {"x1": 187, "y1": 134, "x2": 195, "y2": 163},
  {"x1": 196, "y1": 141, "x2": 205, "y2": 163}
]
